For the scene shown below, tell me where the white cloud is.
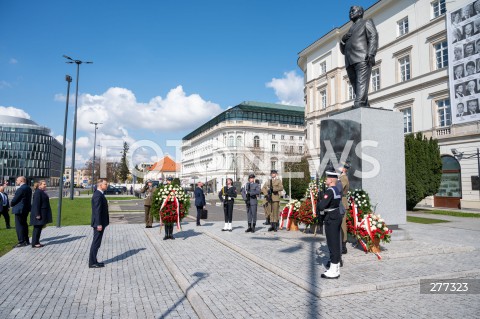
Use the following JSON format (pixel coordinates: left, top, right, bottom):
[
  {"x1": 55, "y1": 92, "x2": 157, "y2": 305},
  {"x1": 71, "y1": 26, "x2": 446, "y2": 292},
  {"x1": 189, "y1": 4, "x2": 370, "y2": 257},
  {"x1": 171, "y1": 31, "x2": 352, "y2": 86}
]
[
  {"x1": 9, "y1": 58, "x2": 18, "y2": 64},
  {"x1": 266, "y1": 71, "x2": 304, "y2": 106},
  {"x1": 0, "y1": 80, "x2": 12, "y2": 89},
  {"x1": 76, "y1": 85, "x2": 222, "y2": 135},
  {"x1": 0, "y1": 106, "x2": 31, "y2": 119},
  {"x1": 76, "y1": 136, "x2": 90, "y2": 149}
]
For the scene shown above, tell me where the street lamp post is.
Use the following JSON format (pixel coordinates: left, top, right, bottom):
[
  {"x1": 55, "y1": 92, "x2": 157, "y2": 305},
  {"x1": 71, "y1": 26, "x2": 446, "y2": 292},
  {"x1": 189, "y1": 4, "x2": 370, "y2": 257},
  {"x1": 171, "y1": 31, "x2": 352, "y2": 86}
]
[
  {"x1": 89, "y1": 122, "x2": 102, "y2": 192},
  {"x1": 63, "y1": 55, "x2": 92, "y2": 200},
  {"x1": 205, "y1": 163, "x2": 209, "y2": 193},
  {"x1": 56, "y1": 75, "x2": 72, "y2": 227}
]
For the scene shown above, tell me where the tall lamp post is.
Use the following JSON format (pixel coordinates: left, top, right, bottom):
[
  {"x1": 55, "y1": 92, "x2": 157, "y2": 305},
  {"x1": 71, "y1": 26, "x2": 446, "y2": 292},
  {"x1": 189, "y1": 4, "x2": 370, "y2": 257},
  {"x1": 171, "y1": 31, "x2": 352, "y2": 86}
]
[
  {"x1": 90, "y1": 122, "x2": 102, "y2": 192},
  {"x1": 63, "y1": 55, "x2": 93, "y2": 199},
  {"x1": 452, "y1": 148, "x2": 480, "y2": 199},
  {"x1": 205, "y1": 163, "x2": 209, "y2": 193},
  {"x1": 57, "y1": 75, "x2": 72, "y2": 227}
]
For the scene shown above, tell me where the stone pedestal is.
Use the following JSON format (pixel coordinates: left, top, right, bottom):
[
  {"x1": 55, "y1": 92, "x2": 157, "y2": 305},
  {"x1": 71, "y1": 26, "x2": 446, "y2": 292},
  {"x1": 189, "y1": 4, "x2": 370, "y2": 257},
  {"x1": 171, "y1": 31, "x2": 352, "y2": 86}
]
[{"x1": 319, "y1": 107, "x2": 406, "y2": 226}]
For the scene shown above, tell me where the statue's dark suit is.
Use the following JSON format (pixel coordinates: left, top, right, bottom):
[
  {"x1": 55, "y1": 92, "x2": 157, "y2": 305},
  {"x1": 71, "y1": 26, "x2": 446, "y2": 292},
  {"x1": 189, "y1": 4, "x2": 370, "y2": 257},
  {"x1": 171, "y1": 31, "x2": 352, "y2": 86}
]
[{"x1": 340, "y1": 17, "x2": 378, "y2": 108}]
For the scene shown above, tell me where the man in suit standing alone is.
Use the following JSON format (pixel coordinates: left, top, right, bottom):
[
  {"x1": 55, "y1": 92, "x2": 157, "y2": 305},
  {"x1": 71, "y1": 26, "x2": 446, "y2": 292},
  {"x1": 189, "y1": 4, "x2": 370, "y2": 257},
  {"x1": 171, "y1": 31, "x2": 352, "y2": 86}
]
[
  {"x1": 10, "y1": 176, "x2": 32, "y2": 247},
  {"x1": 194, "y1": 181, "x2": 206, "y2": 226},
  {"x1": 89, "y1": 179, "x2": 109, "y2": 268},
  {"x1": 0, "y1": 185, "x2": 11, "y2": 229},
  {"x1": 340, "y1": 5, "x2": 379, "y2": 108}
]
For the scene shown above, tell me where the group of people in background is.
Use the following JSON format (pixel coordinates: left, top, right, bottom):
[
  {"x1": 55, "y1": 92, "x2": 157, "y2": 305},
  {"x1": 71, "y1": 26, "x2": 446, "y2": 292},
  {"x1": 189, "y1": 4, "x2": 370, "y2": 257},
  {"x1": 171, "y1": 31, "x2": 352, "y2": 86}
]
[{"x1": 0, "y1": 176, "x2": 53, "y2": 249}]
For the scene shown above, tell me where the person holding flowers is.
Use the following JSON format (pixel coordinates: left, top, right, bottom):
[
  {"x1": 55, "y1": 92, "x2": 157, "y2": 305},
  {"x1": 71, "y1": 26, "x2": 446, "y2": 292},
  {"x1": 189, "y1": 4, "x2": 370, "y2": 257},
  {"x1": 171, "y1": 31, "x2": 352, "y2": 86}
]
[
  {"x1": 152, "y1": 177, "x2": 190, "y2": 240},
  {"x1": 317, "y1": 166, "x2": 342, "y2": 279}
]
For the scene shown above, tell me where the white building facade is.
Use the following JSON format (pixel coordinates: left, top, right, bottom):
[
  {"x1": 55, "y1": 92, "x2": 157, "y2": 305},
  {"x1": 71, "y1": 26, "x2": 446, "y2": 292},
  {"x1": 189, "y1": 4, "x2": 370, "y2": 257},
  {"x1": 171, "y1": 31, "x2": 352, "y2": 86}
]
[
  {"x1": 181, "y1": 101, "x2": 305, "y2": 192},
  {"x1": 298, "y1": 0, "x2": 480, "y2": 209}
]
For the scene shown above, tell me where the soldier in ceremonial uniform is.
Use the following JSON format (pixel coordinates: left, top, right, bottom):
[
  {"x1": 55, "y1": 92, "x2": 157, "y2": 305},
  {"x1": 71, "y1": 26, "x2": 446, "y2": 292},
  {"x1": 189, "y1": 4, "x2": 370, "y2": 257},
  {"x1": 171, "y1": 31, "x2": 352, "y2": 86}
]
[
  {"x1": 140, "y1": 180, "x2": 156, "y2": 228},
  {"x1": 241, "y1": 174, "x2": 261, "y2": 233},
  {"x1": 339, "y1": 162, "x2": 350, "y2": 254},
  {"x1": 218, "y1": 178, "x2": 237, "y2": 231},
  {"x1": 317, "y1": 167, "x2": 342, "y2": 279},
  {"x1": 261, "y1": 170, "x2": 283, "y2": 232}
]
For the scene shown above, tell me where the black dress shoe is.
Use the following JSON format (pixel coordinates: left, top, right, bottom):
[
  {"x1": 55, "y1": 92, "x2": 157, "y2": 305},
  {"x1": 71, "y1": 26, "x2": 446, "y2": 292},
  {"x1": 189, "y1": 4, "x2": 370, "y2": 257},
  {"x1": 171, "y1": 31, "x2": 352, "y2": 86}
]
[
  {"x1": 96, "y1": 263, "x2": 105, "y2": 267},
  {"x1": 89, "y1": 264, "x2": 103, "y2": 269},
  {"x1": 13, "y1": 242, "x2": 26, "y2": 248},
  {"x1": 32, "y1": 244, "x2": 45, "y2": 248}
]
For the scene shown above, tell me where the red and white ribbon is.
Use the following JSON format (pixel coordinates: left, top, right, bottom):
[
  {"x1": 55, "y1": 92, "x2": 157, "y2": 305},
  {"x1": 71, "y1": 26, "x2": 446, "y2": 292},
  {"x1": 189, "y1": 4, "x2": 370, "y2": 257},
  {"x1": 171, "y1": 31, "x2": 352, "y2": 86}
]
[
  {"x1": 310, "y1": 189, "x2": 316, "y2": 216},
  {"x1": 351, "y1": 198, "x2": 382, "y2": 260},
  {"x1": 286, "y1": 204, "x2": 293, "y2": 229}
]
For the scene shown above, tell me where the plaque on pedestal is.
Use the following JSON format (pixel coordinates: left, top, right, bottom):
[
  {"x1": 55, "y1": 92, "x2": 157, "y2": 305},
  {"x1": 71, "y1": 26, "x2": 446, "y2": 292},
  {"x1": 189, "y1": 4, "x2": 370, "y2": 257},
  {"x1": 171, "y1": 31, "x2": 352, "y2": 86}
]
[{"x1": 319, "y1": 107, "x2": 406, "y2": 226}]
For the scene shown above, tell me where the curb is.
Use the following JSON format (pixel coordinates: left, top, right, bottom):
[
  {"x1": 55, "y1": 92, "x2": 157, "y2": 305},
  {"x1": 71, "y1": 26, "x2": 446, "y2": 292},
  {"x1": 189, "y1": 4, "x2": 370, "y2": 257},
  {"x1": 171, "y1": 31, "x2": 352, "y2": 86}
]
[
  {"x1": 202, "y1": 228, "x2": 480, "y2": 298},
  {"x1": 144, "y1": 230, "x2": 215, "y2": 319}
]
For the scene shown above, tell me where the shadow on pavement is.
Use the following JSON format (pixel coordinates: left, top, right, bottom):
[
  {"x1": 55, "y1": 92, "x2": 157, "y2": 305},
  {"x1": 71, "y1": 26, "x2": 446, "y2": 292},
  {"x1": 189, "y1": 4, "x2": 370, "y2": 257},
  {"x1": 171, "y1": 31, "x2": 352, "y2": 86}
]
[
  {"x1": 279, "y1": 243, "x2": 303, "y2": 253},
  {"x1": 200, "y1": 223, "x2": 214, "y2": 227},
  {"x1": 250, "y1": 236, "x2": 280, "y2": 241},
  {"x1": 41, "y1": 234, "x2": 71, "y2": 242},
  {"x1": 158, "y1": 272, "x2": 209, "y2": 319},
  {"x1": 103, "y1": 248, "x2": 146, "y2": 264},
  {"x1": 175, "y1": 229, "x2": 202, "y2": 240},
  {"x1": 46, "y1": 236, "x2": 86, "y2": 245}
]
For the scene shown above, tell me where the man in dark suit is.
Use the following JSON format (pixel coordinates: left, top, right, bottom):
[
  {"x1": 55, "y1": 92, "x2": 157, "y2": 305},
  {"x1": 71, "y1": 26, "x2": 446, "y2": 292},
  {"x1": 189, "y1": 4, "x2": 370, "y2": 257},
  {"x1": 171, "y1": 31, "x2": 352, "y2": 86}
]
[
  {"x1": 11, "y1": 176, "x2": 32, "y2": 247},
  {"x1": 467, "y1": 99, "x2": 479, "y2": 115},
  {"x1": 89, "y1": 179, "x2": 110, "y2": 268},
  {"x1": 194, "y1": 181, "x2": 206, "y2": 226},
  {"x1": 340, "y1": 5, "x2": 378, "y2": 108},
  {"x1": 457, "y1": 103, "x2": 467, "y2": 117},
  {"x1": 0, "y1": 185, "x2": 11, "y2": 229}
]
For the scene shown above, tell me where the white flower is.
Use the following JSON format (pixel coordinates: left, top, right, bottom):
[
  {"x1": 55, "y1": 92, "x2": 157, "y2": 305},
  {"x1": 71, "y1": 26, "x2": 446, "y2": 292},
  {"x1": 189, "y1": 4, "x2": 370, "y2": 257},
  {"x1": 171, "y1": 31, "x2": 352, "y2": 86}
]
[
  {"x1": 384, "y1": 227, "x2": 389, "y2": 231},
  {"x1": 362, "y1": 195, "x2": 365, "y2": 198},
  {"x1": 379, "y1": 218, "x2": 384, "y2": 223},
  {"x1": 377, "y1": 223, "x2": 382, "y2": 228},
  {"x1": 371, "y1": 226, "x2": 377, "y2": 231},
  {"x1": 377, "y1": 214, "x2": 381, "y2": 218}
]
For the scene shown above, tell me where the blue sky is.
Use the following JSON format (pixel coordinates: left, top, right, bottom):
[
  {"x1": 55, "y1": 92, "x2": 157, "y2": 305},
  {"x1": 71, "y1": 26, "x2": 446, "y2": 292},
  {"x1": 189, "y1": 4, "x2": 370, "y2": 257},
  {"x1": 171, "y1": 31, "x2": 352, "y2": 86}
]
[{"x1": 0, "y1": 0, "x2": 377, "y2": 167}]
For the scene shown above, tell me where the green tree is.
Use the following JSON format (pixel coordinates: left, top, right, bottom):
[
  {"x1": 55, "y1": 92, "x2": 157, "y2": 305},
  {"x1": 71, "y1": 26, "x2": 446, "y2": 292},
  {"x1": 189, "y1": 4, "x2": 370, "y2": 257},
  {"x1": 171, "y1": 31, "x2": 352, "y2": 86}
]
[
  {"x1": 118, "y1": 142, "x2": 130, "y2": 182},
  {"x1": 405, "y1": 133, "x2": 442, "y2": 210},
  {"x1": 283, "y1": 156, "x2": 311, "y2": 200}
]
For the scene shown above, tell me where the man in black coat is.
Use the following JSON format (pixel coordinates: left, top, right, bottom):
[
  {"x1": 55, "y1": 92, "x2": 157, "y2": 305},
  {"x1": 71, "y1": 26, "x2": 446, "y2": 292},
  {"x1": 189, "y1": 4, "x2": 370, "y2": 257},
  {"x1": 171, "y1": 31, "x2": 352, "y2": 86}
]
[
  {"x1": 10, "y1": 176, "x2": 32, "y2": 247},
  {"x1": 30, "y1": 180, "x2": 53, "y2": 247},
  {"x1": 89, "y1": 179, "x2": 110, "y2": 268},
  {"x1": 194, "y1": 181, "x2": 206, "y2": 226},
  {"x1": 0, "y1": 185, "x2": 11, "y2": 229},
  {"x1": 340, "y1": 5, "x2": 378, "y2": 108}
]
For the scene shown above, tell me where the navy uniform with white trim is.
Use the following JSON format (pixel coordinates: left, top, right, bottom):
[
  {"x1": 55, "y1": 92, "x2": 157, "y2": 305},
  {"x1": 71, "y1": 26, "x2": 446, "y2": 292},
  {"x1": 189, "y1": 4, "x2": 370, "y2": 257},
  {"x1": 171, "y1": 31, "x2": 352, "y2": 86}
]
[{"x1": 317, "y1": 168, "x2": 342, "y2": 279}]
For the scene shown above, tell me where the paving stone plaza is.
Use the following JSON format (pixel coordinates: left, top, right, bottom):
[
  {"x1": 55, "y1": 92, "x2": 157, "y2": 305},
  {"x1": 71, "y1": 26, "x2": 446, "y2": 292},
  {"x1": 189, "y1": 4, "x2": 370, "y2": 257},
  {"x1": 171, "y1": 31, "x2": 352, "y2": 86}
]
[{"x1": 0, "y1": 205, "x2": 479, "y2": 319}]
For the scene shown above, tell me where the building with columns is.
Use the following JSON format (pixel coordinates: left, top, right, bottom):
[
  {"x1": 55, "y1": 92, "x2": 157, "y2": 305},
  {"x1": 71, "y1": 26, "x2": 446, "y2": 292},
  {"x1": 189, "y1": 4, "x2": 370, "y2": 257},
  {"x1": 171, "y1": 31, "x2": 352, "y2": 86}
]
[
  {"x1": 181, "y1": 101, "x2": 305, "y2": 192},
  {"x1": 298, "y1": 0, "x2": 479, "y2": 209}
]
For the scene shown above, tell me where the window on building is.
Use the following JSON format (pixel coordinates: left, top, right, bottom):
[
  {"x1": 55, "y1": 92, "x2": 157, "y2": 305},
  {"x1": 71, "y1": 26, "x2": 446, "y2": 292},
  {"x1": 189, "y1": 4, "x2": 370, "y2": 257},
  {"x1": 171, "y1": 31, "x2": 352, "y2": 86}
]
[
  {"x1": 399, "y1": 56, "x2": 411, "y2": 82},
  {"x1": 401, "y1": 108, "x2": 412, "y2": 133},
  {"x1": 290, "y1": 136, "x2": 294, "y2": 140},
  {"x1": 236, "y1": 136, "x2": 242, "y2": 146},
  {"x1": 290, "y1": 145, "x2": 294, "y2": 153},
  {"x1": 271, "y1": 161, "x2": 276, "y2": 170},
  {"x1": 397, "y1": 17, "x2": 409, "y2": 36},
  {"x1": 299, "y1": 146, "x2": 303, "y2": 153},
  {"x1": 434, "y1": 41, "x2": 448, "y2": 69},
  {"x1": 437, "y1": 99, "x2": 451, "y2": 127},
  {"x1": 320, "y1": 89, "x2": 327, "y2": 109},
  {"x1": 431, "y1": 0, "x2": 446, "y2": 18},
  {"x1": 272, "y1": 144, "x2": 276, "y2": 152},
  {"x1": 228, "y1": 136, "x2": 234, "y2": 147},
  {"x1": 253, "y1": 136, "x2": 260, "y2": 148},
  {"x1": 272, "y1": 134, "x2": 275, "y2": 140},
  {"x1": 299, "y1": 136, "x2": 302, "y2": 140},
  {"x1": 371, "y1": 68, "x2": 380, "y2": 91},
  {"x1": 348, "y1": 82, "x2": 356, "y2": 100},
  {"x1": 281, "y1": 135, "x2": 285, "y2": 140},
  {"x1": 320, "y1": 61, "x2": 327, "y2": 75}
]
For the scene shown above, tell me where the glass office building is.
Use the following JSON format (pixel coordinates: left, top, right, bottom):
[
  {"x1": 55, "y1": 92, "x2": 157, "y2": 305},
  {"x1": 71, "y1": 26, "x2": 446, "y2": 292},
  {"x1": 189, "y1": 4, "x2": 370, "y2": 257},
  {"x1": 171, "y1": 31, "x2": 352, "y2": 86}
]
[{"x1": 0, "y1": 115, "x2": 63, "y2": 186}]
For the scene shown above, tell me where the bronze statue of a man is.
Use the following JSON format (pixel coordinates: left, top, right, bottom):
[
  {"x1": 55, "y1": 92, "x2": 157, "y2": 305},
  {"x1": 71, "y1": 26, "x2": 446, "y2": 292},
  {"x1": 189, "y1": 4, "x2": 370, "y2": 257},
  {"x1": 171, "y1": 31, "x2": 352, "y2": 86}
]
[{"x1": 340, "y1": 5, "x2": 378, "y2": 108}]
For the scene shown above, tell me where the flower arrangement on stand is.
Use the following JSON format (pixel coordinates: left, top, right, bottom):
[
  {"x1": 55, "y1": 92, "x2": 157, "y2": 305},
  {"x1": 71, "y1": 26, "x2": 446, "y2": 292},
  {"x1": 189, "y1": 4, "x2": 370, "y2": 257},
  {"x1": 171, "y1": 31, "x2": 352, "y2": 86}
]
[
  {"x1": 279, "y1": 200, "x2": 301, "y2": 230},
  {"x1": 151, "y1": 184, "x2": 190, "y2": 228},
  {"x1": 297, "y1": 180, "x2": 323, "y2": 233},
  {"x1": 346, "y1": 189, "x2": 392, "y2": 259}
]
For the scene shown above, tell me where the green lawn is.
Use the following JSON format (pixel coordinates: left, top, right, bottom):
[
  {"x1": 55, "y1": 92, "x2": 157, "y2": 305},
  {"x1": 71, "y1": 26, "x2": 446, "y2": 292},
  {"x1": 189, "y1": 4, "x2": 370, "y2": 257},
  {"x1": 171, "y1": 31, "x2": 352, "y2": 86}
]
[
  {"x1": 0, "y1": 197, "x2": 133, "y2": 257},
  {"x1": 414, "y1": 209, "x2": 480, "y2": 218},
  {"x1": 407, "y1": 216, "x2": 450, "y2": 224}
]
